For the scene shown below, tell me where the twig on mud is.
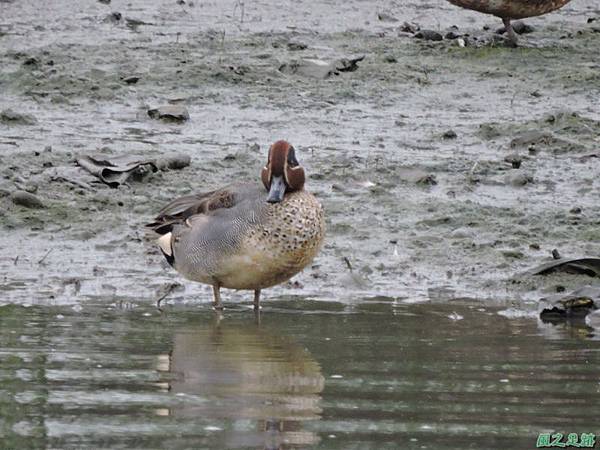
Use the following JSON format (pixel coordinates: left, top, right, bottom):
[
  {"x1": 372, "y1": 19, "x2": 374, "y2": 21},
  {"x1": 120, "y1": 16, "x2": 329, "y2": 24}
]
[
  {"x1": 343, "y1": 256, "x2": 353, "y2": 272},
  {"x1": 155, "y1": 282, "x2": 181, "y2": 309},
  {"x1": 38, "y1": 249, "x2": 53, "y2": 265}
]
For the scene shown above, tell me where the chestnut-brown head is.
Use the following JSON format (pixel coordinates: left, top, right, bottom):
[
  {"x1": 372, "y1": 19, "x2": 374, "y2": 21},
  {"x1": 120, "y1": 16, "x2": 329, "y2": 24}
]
[{"x1": 261, "y1": 140, "x2": 306, "y2": 203}]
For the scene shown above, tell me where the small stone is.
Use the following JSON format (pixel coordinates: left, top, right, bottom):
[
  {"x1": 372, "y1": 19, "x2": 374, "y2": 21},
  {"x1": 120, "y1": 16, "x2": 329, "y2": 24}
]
[
  {"x1": 122, "y1": 75, "x2": 140, "y2": 84},
  {"x1": 569, "y1": 206, "x2": 582, "y2": 214},
  {"x1": 442, "y1": 130, "x2": 457, "y2": 139},
  {"x1": 512, "y1": 21, "x2": 535, "y2": 35},
  {"x1": 384, "y1": 54, "x2": 397, "y2": 63},
  {"x1": 287, "y1": 42, "x2": 307, "y2": 51},
  {"x1": 445, "y1": 31, "x2": 461, "y2": 40},
  {"x1": 504, "y1": 153, "x2": 522, "y2": 169},
  {"x1": 11, "y1": 190, "x2": 44, "y2": 209},
  {"x1": 98, "y1": 0, "x2": 111, "y2": 4},
  {"x1": 23, "y1": 57, "x2": 39, "y2": 66},
  {"x1": 414, "y1": 30, "x2": 443, "y2": 41},
  {"x1": 0, "y1": 109, "x2": 37, "y2": 125},
  {"x1": 107, "y1": 11, "x2": 122, "y2": 22},
  {"x1": 148, "y1": 105, "x2": 190, "y2": 122}
]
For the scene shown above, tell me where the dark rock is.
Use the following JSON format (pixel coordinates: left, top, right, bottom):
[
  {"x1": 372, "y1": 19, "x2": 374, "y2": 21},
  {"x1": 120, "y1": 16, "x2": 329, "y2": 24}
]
[
  {"x1": 539, "y1": 286, "x2": 600, "y2": 323},
  {"x1": 11, "y1": 190, "x2": 44, "y2": 208},
  {"x1": 513, "y1": 21, "x2": 535, "y2": 34},
  {"x1": 442, "y1": 130, "x2": 457, "y2": 139},
  {"x1": 504, "y1": 153, "x2": 522, "y2": 169},
  {"x1": 569, "y1": 206, "x2": 582, "y2": 214},
  {"x1": 383, "y1": 55, "x2": 397, "y2": 63},
  {"x1": 445, "y1": 31, "x2": 461, "y2": 40},
  {"x1": 414, "y1": 30, "x2": 443, "y2": 41},
  {"x1": 0, "y1": 109, "x2": 37, "y2": 125},
  {"x1": 121, "y1": 75, "x2": 140, "y2": 84},
  {"x1": 22, "y1": 57, "x2": 39, "y2": 66},
  {"x1": 287, "y1": 41, "x2": 307, "y2": 51},
  {"x1": 148, "y1": 105, "x2": 190, "y2": 122},
  {"x1": 107, "y1": 11, "x2": 122, "y2": 22},
  {"x1": 98, "y1": 0, "x2": 111, "y2": 4}
]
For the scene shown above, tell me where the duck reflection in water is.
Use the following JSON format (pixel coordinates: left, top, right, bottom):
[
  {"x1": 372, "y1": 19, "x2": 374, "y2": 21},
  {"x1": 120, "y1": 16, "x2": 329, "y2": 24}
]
[{"x1": 157, "y1": 314, "x2": 324, "y2": 449}]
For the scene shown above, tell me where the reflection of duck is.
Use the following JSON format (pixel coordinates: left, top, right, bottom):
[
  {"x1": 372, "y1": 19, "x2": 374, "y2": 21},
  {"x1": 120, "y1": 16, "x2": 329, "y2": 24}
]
[
  {"x1": 147, "y1": 140, "x2": 325, "y2": 310},
  {"x1": 163, "y1": 318, "x2": 324, "y2": 448},
  {"x1": 446, "y1": 0, "x2": 572, "y2": 45}
]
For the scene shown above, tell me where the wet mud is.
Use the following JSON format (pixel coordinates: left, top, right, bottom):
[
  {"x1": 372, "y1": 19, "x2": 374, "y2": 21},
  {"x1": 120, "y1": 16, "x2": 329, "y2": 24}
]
[{"x1": 1, "y1": 0, "x2": 599, "y2": 308}]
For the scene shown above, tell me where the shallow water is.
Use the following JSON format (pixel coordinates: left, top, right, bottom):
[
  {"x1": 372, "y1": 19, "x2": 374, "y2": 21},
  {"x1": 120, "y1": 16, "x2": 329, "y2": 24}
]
[
  {"x1": 2, "y1": 299, "x2": 600, "y2": 449},
  {"x1": 2, "y1": 2, "x2": 600, "y2": 448}
]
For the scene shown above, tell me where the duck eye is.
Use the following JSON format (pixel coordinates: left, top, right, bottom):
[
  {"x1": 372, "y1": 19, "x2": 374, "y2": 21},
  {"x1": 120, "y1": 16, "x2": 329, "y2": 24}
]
[{"x1": 287, "y1": 146, "x2": 299, "y2": 167}]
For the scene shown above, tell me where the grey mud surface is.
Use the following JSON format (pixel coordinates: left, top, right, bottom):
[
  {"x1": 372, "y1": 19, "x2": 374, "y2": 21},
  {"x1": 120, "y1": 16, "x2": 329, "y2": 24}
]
[{"x1": 1, "y1": 0, "x2": 599, "y2": 310}]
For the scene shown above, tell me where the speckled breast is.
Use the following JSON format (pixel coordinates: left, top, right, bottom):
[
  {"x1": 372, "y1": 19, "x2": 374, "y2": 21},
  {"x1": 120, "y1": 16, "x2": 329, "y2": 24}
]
[{"x1": 216, "y1": 190, "x2": 325, "y2": 290}]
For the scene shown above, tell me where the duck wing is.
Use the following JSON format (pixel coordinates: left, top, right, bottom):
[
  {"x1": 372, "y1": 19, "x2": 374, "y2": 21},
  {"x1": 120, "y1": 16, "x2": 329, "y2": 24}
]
[{"x1": 146, "y1": 183, "x2": 250, "y2": 235}]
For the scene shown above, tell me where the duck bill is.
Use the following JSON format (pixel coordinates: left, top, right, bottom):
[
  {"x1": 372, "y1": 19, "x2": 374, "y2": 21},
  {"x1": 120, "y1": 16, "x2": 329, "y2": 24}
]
[{"x1": 266, "y1": 175, "x2": 286, "y2": 203}]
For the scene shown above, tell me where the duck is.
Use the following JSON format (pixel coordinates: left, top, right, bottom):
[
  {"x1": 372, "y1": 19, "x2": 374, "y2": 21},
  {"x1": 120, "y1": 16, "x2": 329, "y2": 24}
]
[
  {"x1": 446, "y1": 0, "x2": 572, "y2": 45},
  {"x1": 146, "y1": 140, "x2": 325, "y2": 310}
]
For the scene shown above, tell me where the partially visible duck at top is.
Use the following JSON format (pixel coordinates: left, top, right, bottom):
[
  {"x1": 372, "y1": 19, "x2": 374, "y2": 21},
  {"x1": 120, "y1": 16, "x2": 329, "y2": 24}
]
[
  {"x1": 146, "y1": 140, "x2": 325, "y2": 311},
  {"x1": 446, "y1": 0, "x2": 573, "y2": 45}
]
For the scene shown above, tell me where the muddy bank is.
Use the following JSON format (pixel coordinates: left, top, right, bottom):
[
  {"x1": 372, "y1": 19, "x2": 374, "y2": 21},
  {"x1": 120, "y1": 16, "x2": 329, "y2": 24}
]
[{"x1": 0, "y1": 0, "x2": 599, "y2": 308}]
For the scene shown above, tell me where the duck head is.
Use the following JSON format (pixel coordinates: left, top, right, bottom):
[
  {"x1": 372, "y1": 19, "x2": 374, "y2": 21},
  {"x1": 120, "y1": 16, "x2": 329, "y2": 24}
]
[{"x1": 261, "y1": 140, "x2": 305, "y2": 203}]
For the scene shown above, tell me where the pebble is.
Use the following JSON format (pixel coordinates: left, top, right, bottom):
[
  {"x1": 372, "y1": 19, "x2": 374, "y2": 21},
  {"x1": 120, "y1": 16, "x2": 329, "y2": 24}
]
[
  {"x1": 442, "y1": 130, "x2": 457, "y2": 139},
  {"x1": 287, "y1": 42, "x2": 307, "y2": 51},
  {"x1": 504, "y1": 153, "x2": 522, "y2": 169},
  {"x1": 414, "y1": 30, "x2": 443, "y2": 41},
  {"x1": 121, "y1": 75, "x2": 140, "y2": 84},
  {"x1": 497, "y1": 21, "x2": 535, "y2": 36},
  {"x1": 11, "y1": 190, "x2": 44, "y2": 208},
  {"x1": 147, "y1": 105, "x2": 190, "y2": 122}
]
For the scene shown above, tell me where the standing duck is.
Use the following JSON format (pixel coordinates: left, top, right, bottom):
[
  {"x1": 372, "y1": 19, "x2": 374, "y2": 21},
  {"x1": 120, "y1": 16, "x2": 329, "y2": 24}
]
[
  {"x1": 146, "y1": 140, "x2": 325, "y2": 310},
  {"x1": 446, "y1": 0, "x2": 573, "y2": 45}
]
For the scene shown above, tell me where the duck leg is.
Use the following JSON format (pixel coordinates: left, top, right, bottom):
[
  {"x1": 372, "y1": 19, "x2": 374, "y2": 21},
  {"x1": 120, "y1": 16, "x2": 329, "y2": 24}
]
[
  {"x1": 253, "y1": 289, "x2": 261, "y2": 310},
  {"x1": 502, "y1": 17, "x2": 518, "y2": 46},
  {"x1": 212, "y1": 284, "x2": 223, "y2": 310}
]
